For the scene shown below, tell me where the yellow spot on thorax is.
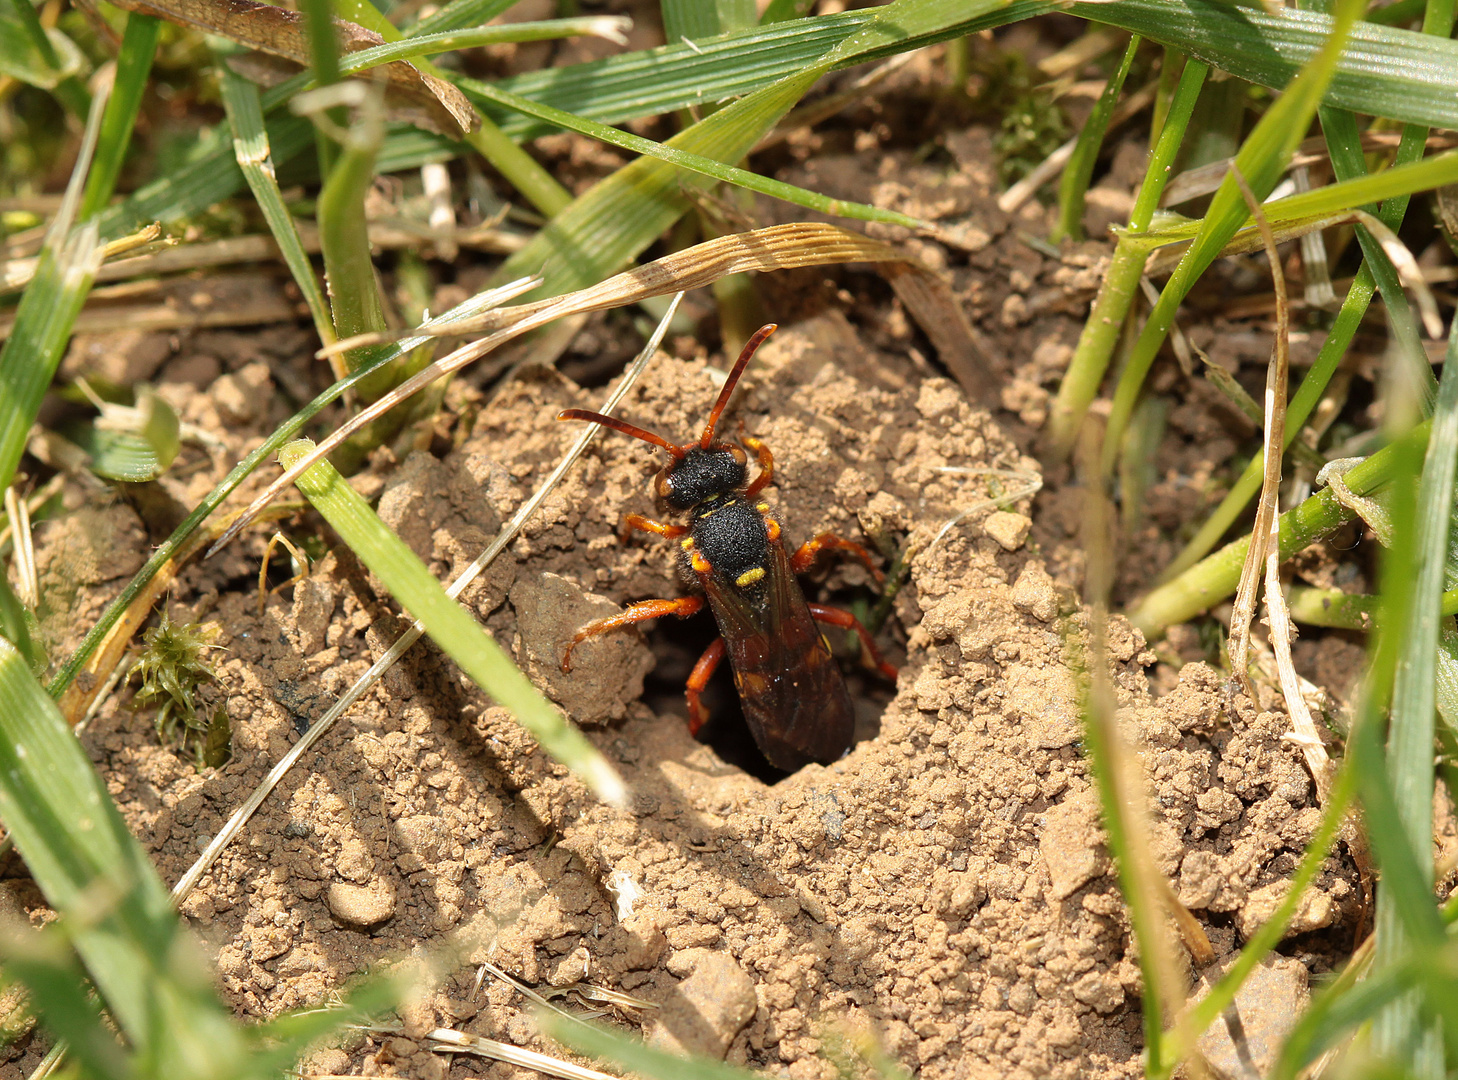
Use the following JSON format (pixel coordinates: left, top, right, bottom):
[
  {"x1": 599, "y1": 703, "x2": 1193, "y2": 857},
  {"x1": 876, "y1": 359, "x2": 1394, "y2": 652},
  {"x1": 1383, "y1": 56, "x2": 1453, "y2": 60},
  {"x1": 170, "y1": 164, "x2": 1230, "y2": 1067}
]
[
  {"x1": 735, "y1": 567, "x2": 766, "y2": 587},
  {"x1": 691, "y1": 551, "x2": 712, "y2": 573},
  {"x1": 680, "y1": 537, "x2": 694, "y2": 550}
]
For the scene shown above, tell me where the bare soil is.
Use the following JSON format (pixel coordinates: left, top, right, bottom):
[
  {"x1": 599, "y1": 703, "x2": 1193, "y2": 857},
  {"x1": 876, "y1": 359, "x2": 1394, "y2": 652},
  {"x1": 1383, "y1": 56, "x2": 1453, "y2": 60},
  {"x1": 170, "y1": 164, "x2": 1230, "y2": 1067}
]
[{"x1": 2, "y1": 38, "x2": 1371, "y2": 1080}]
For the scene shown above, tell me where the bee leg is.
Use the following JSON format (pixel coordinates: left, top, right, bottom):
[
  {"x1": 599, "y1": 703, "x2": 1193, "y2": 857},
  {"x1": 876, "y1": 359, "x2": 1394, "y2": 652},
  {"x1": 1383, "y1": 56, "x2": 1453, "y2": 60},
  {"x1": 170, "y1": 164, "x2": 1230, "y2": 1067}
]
[
  {"x1": 685, "y1": 637, "x2": 727, "y2": 735},
  {"x1": 739, "y1": 425, "x2": 775, "y2": 498},
  {"x1": 619, "y1": 513, "x2": 687, "y2": 544},
  {"x1": 561, "y1": 595, "x2": 705, "y2": 672},
  {"x1": 808, "y1": 603, "x2": 897, "y2": 681},
  {"x1": 791, "y1": 533, "x2": 884, "y2": 584}
]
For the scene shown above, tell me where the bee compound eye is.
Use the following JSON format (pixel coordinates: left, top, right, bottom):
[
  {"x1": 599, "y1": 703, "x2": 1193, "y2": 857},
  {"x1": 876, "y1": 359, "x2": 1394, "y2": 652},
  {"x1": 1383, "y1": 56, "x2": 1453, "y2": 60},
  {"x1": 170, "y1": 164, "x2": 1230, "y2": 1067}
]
[
  {"x1": 729, "y1": 444, "x2": 747, "y2": 466},
  {"x1": 655, "y1": 471, "x2": 673, "y2": 500}
]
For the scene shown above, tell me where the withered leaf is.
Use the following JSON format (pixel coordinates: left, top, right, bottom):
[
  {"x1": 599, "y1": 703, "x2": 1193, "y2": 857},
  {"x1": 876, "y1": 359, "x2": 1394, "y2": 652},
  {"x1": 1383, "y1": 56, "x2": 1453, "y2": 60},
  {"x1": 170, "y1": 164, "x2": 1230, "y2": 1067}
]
[{"x1": 109, "y1": 0, "x2": 477, "y2": 138}]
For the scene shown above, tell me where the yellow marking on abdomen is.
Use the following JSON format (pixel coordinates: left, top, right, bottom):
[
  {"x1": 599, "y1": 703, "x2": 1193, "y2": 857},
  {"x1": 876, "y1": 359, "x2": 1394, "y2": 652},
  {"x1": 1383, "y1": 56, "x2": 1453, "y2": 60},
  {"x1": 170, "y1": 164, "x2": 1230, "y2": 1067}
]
[{"x1": 735, "y1": 566, "x2": 766, "y2": 587}]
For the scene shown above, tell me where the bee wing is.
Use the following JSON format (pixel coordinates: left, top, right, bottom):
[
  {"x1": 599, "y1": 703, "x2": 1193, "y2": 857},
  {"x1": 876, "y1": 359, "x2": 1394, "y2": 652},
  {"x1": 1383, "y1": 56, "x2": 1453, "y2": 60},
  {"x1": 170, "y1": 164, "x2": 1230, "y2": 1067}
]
[{"x1": 700, "y1": 541, "x2": 855, "y2": 770}]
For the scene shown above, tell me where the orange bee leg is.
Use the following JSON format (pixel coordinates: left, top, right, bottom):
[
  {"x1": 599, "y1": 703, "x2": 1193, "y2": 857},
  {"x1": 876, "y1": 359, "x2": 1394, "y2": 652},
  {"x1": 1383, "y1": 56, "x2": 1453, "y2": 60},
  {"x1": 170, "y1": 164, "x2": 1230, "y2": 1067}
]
[
  {"x1": 685, "y1": 637, "x2": 727, "y2": 736},
  {"x1": 808, "y1": 603, "x2": 897, "y2": 681},
  {"x1": 791, "y1": 533, "x2": 884, "y2": 584},
  {"x1": 619, "y1": 513, "x2": 687, "y2": 544},
  {"x1": 739, "y1": 425, "x2": 775, "y2": 498},
  {"x1": 561, "y1": 594, "x2": 705, "y2": 672}
]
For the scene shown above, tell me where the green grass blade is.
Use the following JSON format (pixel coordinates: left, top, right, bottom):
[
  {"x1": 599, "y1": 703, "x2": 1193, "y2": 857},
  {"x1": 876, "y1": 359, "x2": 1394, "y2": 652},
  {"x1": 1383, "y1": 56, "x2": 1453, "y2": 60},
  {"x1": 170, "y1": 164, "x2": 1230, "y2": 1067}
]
[
  {"x1": 48, "y1": 283, "x2": 532, "y2": 698},
  {"x1": 0, "y1": 223, "x2": 103, "y2": 491},
  {"x1": 541, "y1": 1010, "x2": 758, "y2": 1080},
  {"x1": 79, "y1": 14, "x2": 160, "y2": 221},
  {"x1": 1237, "y1": 148, "x2": 1458, "y2": 226},
  {"x1": 1159, "y1": 760, "x2": 1355, "y2": 1067},
  {"x1": 1100, "y1": 0, "x2": 1365, "y2": 472},
  {"x1": 220, "y1": 65, "x2": 335, "y2": 345},
  {"x1": 1272, "y1": 958, "x2": 1420, "y2": 1079},
  {"x1": 456, "y1": 76, "x2": 924, "y2": 230},
  {"x1": 1371, "y1": 298, "x2": 1458, "y2": 1072},
  {"x1": 311, "y1": 0, "x2": 572, "y2": 217},
  {"x1": 405, "y1": 0, "x2": 516, "y2": 38},
  {"x1": 277, "y1": 439, "x2": 627, "y2": 807},
  {"x1": 93, "y1": 0, "x2": 1458, "y2": 238},
  {"x1": 0, "y1": 77, "x2": 114, "y2": 491},
  {"x1": 3, "y1": 0, "x2": 88, "y2": 115},
  {"x1": 0, "y1": 639, "x2": 249, "y2": 1074},
  {"x1": 473, "y1": 0, "x2": 1458, "y2": 142},
  {"x1": 1351, "y1": 687, "x2": 1446, "y2": 952},
  {"x1": 0, "y1": 2, "x2": 84, "y2": 89},
  {"x1": 491, "y1": 0, "x2": 1007, "y2": 298},
  {"x1": 1053, "y1": 33, "x2": 1139, "y2": 243},
  {"x1": 662, "y1": 0, "x2": 755, "y2": 40},
  {"x1": 490, "y1": 68, "x2": 823, "y2": 296},
  {"x1": 97, "y1": 115, "x2": 314, "y2": 238},
  {"x1": 1320, "y1": 107, "x2": 1429, "y2": 402},
  {"x1": 1077, "y1": 0, "x2": 1458, "y2": 130},
  {"x1": 335, "y1": 20, "x2": 636, "y2": 72},
  {"x1": 311, "y1": 94, "x2": 394, "y2": 391},
  {"x1": 0, "y1": 922, "x2": 126, "y2": 1080},
  {"x1": 761, "y1": 0, "x2": 815, "y2": 21},
  {"x1": 477, "y1": 6, "x2": 1010, "y2": 141},
  {"x1": 1128, "y1": 421, "x2": 1433, "y2": 633},
  {"x1": 1045, "y1": 57, "x2": 1208, "y2": 456}
]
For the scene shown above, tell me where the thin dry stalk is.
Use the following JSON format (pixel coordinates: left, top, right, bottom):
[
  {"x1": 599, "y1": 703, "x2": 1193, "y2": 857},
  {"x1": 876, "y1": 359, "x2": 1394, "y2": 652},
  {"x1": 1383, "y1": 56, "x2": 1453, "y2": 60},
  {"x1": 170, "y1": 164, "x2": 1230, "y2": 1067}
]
[
  {"x1": 1, "y1": 222, "x2": 162, "y2": 292},
  {"x1": 1225, "y1": 165, "x2": 1290, "y2": 700},
  {"x1": 1230, "y1": 165, "x2": 1341, "y2": 804},
  {"x1": 213, "y1": 222, "x2": 986, "y2": 556},
  {"x1": 170, "y1": 297, "x2": 683, "y2": 906},
  {"x1": 424, "y1": 1026, "x2": 620, "y2": 1080},
  {"x1": 4, "y1": 487, "x2": 37, "y2": 609},
  {"x1": 0, "y1": 474, "x2": 65, "y2": 551}
]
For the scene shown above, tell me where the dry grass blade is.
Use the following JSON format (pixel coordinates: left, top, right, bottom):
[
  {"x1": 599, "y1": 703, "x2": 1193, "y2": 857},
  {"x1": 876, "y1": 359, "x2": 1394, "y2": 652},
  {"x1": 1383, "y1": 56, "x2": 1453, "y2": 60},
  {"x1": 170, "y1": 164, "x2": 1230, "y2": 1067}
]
[
  {"x1": 54, "y1": 506, "x2": 296, "y2": 727},
  {"x1": 1, "y1": 223, "x2": 161, "y2": 294},
  {"x1": 1225, "y1": 164, "x2": 1288, "y2": 700},
  {"x1": 0, "y1": 271, "x2": 298, "y2": 342},
  {"x1": 212, "y1": 222, "x2": 982, "y2": 555},
  {"x1": 106, "y1": 0, "x2": 476, "y2": 137},
  {"x1": 4, "y1": 488, "x2": 37, "y2": 610},
  {"x1": 6, "y1": 220, "x2": 526, "y2": 297},
  {"x1": 424, "y1": 1027, "x2": 621, "y2": 1080},
  {"x1": 173, "y1": 297, "x2": 682, "y2": 905},
  {"x1": 1243, "y1": 165, "x2": 1337, "y2": 800}
]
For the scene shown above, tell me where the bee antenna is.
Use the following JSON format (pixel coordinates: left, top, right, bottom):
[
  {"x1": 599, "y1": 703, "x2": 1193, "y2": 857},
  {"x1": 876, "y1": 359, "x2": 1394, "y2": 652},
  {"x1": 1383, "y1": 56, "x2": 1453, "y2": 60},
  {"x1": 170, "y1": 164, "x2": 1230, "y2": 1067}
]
[
  {"x1": 699, "y1": 323, "x2": 776, "y2": 449},
  {"x1": 558, "y1": 409, "x2": 686, "y2": 460}
]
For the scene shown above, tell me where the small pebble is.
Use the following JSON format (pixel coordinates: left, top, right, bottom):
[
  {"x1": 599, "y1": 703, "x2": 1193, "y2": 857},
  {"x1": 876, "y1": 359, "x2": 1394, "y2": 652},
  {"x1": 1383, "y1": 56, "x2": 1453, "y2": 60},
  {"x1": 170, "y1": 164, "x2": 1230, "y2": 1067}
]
[
  {"x1": 984, "y1": 511, "x2": 1032, "y2": 551},
  {"x1": 1010, "y1": 562, "x2": 1059, "y2": 622},
  {"x1": 326, "y1": 880, "x2": 396, "y2": 929},
  {"x1": 649, "y1": 951, "x2": 757, "y2": 1060}
]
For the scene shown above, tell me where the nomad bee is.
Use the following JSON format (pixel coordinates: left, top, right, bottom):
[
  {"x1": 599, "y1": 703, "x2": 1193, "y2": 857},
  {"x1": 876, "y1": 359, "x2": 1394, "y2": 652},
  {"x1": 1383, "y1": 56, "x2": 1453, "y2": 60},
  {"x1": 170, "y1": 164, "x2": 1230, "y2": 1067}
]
[{"x1": 558, "y1": 324, "x2": 896, "y2": 772}]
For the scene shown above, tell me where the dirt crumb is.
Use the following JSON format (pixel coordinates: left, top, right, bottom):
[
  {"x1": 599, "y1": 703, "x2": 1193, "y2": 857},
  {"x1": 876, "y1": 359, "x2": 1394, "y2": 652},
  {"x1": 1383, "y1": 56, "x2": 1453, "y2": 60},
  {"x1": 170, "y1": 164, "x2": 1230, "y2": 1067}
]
[{"x1": 42, "y1": 316, "x2": 1360, "y2": 1080}]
